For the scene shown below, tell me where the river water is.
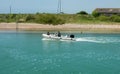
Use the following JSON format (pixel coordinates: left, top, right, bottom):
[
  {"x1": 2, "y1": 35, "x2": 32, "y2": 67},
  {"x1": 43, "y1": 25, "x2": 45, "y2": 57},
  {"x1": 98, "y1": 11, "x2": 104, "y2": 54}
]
[{"x1": 0, "y1": 31, "x2": 120, "y2": 74}]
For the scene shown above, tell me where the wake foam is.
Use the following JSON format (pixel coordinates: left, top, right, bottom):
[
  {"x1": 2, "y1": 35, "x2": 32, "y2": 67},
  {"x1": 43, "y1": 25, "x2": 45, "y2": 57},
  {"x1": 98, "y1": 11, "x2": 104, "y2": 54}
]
[
  {"x1": 76, "y1": 37, "x2": 120, "y2": 43},
  {"x1": 76, "y1": 38, "x2": 100, "y2": 43},
  {"x1": 42, "y1": 38, "x2": 52, "y2": 41}
]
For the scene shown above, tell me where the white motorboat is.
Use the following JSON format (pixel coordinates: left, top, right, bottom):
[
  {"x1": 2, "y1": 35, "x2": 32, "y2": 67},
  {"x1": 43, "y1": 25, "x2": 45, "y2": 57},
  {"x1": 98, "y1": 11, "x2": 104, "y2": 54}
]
[{"x1": 42, "y1": 34, "x2": 76, "y2": 41}]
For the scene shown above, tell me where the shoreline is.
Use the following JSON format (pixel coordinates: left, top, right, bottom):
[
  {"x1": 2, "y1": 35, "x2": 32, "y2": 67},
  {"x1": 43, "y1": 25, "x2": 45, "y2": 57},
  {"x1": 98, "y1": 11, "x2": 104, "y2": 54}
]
[{"x1": 0, "y1": 23, "x2": 120, "y2": 33}]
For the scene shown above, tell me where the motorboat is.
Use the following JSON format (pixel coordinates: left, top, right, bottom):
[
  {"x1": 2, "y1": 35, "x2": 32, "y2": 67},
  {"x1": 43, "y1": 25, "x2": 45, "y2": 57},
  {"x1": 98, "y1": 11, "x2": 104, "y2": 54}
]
[{"x1": 42, "y1": 33, "x2": 76, "y2": 41}]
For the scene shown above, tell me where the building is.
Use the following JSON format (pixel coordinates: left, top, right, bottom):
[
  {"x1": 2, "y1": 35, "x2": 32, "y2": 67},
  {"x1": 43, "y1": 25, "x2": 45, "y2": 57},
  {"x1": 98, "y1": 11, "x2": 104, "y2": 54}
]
[{"x1": 94, "y1": 8, "x2": 120, "y2": 16}]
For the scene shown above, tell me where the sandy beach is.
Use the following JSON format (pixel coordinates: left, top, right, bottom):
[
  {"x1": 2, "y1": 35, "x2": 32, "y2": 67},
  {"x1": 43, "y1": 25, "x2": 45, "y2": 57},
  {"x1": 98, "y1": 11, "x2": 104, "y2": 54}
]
[{"x1": 0, "y1": 23, "x2": 120, "y2": 33}]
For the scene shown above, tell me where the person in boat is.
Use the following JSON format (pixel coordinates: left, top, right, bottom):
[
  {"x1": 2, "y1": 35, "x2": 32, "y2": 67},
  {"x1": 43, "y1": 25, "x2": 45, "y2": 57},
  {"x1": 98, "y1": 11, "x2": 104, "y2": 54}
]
[
  {"x1": 47, "y1": 32, "x2": 50, "y2": 35},
  {"x1": 70, "y1": 34, "x2": 74, "y2": 38},
  {"x1": 58, "y1": 31, "x2": 61, "y2": 37}
]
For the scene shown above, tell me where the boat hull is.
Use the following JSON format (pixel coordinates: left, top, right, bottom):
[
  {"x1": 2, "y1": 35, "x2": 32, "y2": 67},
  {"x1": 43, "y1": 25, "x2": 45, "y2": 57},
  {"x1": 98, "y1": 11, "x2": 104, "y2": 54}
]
[{"x1": 42, "y1": 34, "x2": 76, "y2": 41}]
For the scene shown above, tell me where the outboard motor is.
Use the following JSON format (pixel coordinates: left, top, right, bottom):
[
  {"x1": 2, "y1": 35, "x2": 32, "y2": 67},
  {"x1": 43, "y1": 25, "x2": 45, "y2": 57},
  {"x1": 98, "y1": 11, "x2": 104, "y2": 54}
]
[
  {"x1": 70, "y1": 34, "x2": 74, "y2": 38},
  {"x1": 58, "y1": 31, "x2": 61, "y2": 37}
]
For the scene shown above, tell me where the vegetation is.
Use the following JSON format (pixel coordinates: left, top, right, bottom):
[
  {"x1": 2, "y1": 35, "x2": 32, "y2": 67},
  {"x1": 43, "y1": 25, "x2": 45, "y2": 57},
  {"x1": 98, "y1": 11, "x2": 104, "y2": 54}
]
[
  {"x1": 0, "y1": 12, "x2": 120, "y2": 25},
  {"x1": 77, "y1": 11, "x2": 88, "y2": 15},
  {"x1": 35, "y1": 14, "x2": 65, "y2": 25},
  {"x1": 0, "y1": 13, "x2": 66, "y2": 25},
  {"x1": 92, "y1": 11, "x2": 100, "y2": 17}
]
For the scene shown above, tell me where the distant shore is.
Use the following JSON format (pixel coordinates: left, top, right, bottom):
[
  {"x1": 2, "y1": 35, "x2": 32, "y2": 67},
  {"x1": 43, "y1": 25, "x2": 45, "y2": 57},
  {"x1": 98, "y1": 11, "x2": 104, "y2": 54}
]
[{"x1": 0, "y1": 23, "x2": 120, "y2": 33}]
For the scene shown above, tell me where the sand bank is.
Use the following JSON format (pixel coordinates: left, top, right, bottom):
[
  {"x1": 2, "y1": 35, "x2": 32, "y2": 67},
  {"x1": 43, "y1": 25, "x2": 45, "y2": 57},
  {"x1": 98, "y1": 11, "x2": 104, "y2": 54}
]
[{"x1": 0, "y1": 23, "x2": 120, "y2": 33}]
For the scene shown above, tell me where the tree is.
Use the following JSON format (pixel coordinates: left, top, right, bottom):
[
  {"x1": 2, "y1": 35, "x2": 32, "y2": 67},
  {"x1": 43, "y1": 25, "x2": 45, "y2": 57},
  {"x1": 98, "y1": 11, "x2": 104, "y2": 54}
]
[
  {"x1": 77, "y1": 11, "x2": 88, "y2": 15},
  {"x1": 92, "y1": 11, "x2": 100, "y2": 17}
]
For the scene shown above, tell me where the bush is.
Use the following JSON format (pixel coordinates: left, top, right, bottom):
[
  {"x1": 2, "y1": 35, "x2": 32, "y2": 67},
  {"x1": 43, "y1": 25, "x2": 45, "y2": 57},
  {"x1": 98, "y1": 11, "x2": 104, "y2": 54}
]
[
  {"x1": 98, "y1": 15, "x2": 109, "y2": 21},
  {"x1": 110, "y1": 15, "x2": 120, "y2": 22},
  {"x1": 25, "y1": 14, "x2": 35, "y2": 22},
  {"x1": 92, "y1": 11, "x2": 100, "y2": 17},
  {"x1": 77, "y1": 11, "x2": 88, "y2": 15},
  {"x1": 35, "y1": 14, "x2": 66, "y2": 25},
  {"x1": 9, "y1": 14, "x2": 17, "y2": 19}
]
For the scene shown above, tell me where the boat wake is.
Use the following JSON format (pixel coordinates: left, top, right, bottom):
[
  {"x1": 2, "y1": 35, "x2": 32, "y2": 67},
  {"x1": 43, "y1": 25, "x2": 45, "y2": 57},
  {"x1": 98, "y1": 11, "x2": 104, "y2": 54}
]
[
  {"x1": 42, "y1": 38, "x2": 52, "y2": 41},
  {"x1": 76, "y1": 38, "x2": 100, "y2": 43},
  {"x1": 76, "y1": 37, "x2": 120, "y2": 43}
]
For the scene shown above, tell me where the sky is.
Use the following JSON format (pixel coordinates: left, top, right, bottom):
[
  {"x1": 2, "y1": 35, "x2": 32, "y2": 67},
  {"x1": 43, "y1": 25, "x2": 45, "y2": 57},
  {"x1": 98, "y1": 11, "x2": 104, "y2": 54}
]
[{"x1": 0, "y1": 0, "x2": 120, "y2": 14}]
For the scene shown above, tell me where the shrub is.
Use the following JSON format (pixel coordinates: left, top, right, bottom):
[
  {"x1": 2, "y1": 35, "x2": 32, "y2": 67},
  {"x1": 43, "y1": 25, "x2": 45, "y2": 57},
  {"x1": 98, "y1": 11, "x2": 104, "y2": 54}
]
[
  {"x1": 9, "y1": 14, "x2": 17, "y2": 19},
  {"x1": 98, "y1": 15, "x2": 109, "y2": 21},
  {"x1": 25, "y1": 14, "x2": 35, "y2": 22},
  {"x1": 77, "y1": 11, "x2": 88, "y2": 15},
  {"x1": 110, "y1": 15, "x2": 120, "y2": 22},
  {"x1": 92, "y1": 11, "x2": 100, "y2": 17},
  {"x1": 35, "y1": 14, "x2": 66, "y2": 25}
]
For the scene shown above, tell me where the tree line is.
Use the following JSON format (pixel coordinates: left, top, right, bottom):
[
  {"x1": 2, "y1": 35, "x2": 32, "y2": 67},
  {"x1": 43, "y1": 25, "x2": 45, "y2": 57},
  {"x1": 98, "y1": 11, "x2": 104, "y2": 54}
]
[{"x1": 0, "y1": 11, "x2": 120, "y2": 25}]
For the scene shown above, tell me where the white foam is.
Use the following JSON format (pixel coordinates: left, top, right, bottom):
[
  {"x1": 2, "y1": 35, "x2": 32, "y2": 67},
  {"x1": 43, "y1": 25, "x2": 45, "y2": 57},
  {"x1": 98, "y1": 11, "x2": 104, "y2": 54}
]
[
  {"x1": 76, "y1": 37, "x2": 120, "y2": 43},
  {"x1": 76, "y1": 38, "x2": 101, "y2": 43},
  {"x1": 42, "y1": 38, "x2": 51, "y2": 41}
]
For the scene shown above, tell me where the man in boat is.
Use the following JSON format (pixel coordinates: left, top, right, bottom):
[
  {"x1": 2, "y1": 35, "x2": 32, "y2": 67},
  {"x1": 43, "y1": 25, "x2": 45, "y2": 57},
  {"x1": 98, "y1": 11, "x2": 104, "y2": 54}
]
[
  {"x1": 58, "y1": 31, "x2": 61, "y2": 37},
  {"x1": 47, "y1": 32, "x2": 50, "y2": 35}
]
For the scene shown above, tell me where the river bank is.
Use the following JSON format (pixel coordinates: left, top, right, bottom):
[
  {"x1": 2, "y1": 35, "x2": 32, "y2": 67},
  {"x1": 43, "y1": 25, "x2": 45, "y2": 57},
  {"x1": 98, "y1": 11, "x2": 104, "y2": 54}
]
[{"x1": 0, "y1": 23, "x2": 120, "y2": 33}]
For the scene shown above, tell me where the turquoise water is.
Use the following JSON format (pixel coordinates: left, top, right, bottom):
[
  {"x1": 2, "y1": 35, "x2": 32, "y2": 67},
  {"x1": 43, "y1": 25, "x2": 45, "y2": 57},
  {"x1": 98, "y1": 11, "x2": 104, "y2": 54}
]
[{"x1": 0, "y1": 31, "x2": 120, "y2": 74}]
